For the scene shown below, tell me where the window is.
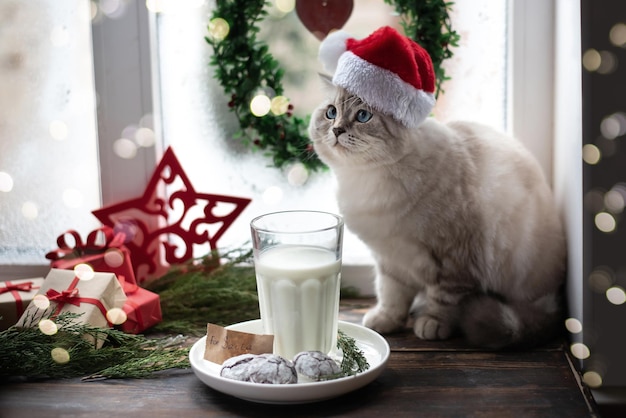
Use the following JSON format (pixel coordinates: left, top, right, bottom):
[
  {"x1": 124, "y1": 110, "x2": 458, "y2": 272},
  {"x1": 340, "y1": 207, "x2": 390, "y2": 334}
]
[
  {"x1": 1, "y1": 0, "x2": 564, "y2": 296},
  {"x1": 0, "y1": 0, "x2": 100, "y2": 270}
]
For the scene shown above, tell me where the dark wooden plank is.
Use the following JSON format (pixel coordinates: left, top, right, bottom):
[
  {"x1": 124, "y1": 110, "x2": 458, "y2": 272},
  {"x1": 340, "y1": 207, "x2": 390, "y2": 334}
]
[{"x1": 0, "y1": 350, "x2": 597, "y2": 417}]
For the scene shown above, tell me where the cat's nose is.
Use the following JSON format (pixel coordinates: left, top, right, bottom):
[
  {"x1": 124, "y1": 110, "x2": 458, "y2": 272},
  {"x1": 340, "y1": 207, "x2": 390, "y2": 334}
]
[{"x1": 332, "y1": 127, "x2": 345, "y2": 138}]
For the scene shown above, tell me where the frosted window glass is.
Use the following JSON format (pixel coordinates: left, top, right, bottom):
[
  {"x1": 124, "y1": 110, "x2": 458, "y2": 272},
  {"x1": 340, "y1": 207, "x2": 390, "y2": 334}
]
[{"x1": 0, "y1": 0, "x2": 100, "y2": 264}]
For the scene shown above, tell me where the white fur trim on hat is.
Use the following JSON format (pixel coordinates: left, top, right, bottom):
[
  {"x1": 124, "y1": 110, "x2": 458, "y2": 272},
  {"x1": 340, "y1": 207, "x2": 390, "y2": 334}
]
[
  {"x1": 318, "y1": 30, "x2": 351, "y2": 74},
  {"x1": 333, "y1": 52, "x2": 435, "y2": 128}
]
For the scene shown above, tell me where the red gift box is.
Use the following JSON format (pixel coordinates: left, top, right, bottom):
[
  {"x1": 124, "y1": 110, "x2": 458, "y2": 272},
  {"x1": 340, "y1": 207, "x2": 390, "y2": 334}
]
[
  {"x1": 46, "y1": 227, "x2": 162, "y2": 334},
  {"x1": 119, "y1": 287, "x2": 162, "y2": 334},
  {"x1": 0, "y1": 278, "x2": 44, "y2": 331},
  {"x1": 46, "y1": 227, "x2": 138, "y2": 295}
]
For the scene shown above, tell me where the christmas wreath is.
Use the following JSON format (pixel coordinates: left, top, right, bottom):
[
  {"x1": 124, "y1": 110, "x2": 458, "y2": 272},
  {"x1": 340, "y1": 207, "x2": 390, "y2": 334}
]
[{"x1": 205, "y1": 0, "x2": 459, "y2": 172}]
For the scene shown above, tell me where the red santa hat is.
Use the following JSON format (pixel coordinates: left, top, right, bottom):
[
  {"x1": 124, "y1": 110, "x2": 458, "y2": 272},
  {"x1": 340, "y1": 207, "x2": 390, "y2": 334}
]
[{"x1": 318, "y1": 26, "x2": 436, "y2": 128}]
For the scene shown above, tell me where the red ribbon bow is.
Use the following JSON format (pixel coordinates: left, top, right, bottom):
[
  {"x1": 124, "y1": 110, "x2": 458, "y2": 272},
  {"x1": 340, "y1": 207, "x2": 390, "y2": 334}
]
[
  {"x1": 46, "y1": 288, "x2": 81, "y2": 307},
  {"x1": 0, "y1": 281, "x2": 34, "y2": 295},
  {"x1": 45, "y1": 226, "x2": 127, "y2": 261},
  {"x1": 45, "y1": 277, "x2": 112, "y2": 326}
]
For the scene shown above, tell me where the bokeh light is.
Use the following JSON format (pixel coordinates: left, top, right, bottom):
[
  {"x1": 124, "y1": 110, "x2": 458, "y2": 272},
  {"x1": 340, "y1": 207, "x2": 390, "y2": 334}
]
[
  {"x1": 276, "y1": 0, "x2": 295, "y2": 13},
  {"x1": 270, "y1": 96, "x2": 290, "y2": 115},
  {"x1": 39, "y1": 319, "x2": 58, "y2": 336},
  {"x1": 135, "y1": 127, "x2": 155, "y2": 147},
  {"x1": 606, "y1": 286, "x2": 626, "y2": 305},
  {"x1": 600, "y1": 112, "x2": 626, "y2": 139},
  {"x1": 207, "y1": 17, "x2": 230, "y2": 41},
  {"x1": 51, "y1": 347, "x2": 71, "y2": 364},
  {"x1": 21, "y1": 201, "x2": 39, "y2": 220},
  {"x1": 610, "y1": 22, "x2": 626, "y2": 47},
  {"x1": 121, "y1": 124, "x2": 138, "y2": 141},
  {"x1": 583, "y1": 371, "x2": 603, "y2": 388},
  {"x1": 99, "y1": 0, "x2": 127, "y2": 19},
  {"x1": 597, "y1": 50, "x2": 618, "y2": 74},
  {"x1": 286, "y1": 162, "x2": 309, "y2": 186},
  {"x1": 0, "y1": 171, "x2": 14, "y2": 192},
  {"x1": 565, "y1": 318, "x2": 583, "y2": 334},
  {"x1": 605, "y1": 188, "x2": 625, "y2": 214},
  {"x1": 145, "y1": 0, "x2": 165, "y2": 12},
  {"x1": 250, "y1": 94, "x2": 272, "y2": 117},
  {"x1": 582, "y1": 144, "x2": 601, "y2": 165},
  {"x1": 106, "y1": 307, "x2": 128, "y2": 325},
  {"x1": 113, "y1": 138, "x2": 138, "y2": 159},
  {"x1": 594, "y1": 212, "x2": 616, "y2": 233},
  {"x1": 582, "y1": 48, "x2": 601, "y2": 72},
  {"x1": 584, "y1": 49, "x2": 618, "y2": 74},
  {"x1": 33, "y1": 294, "x2": 51, "y2": 310},
  {"x1": 74, "y1": 263, "x2": 95, "y2": 281},
  {"x1": 570, "y1": 342, "x2": 591, "y2": 360},
  {"x1": 90, "y1": 0, "x2": 99, "y2": 20},
  {"x1": 104, "y1": 248, "x2": 125, "y2": 268}
]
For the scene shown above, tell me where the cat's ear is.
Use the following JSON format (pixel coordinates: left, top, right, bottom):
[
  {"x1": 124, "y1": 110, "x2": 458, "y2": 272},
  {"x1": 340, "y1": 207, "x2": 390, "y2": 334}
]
[{"x1": 318, "y1": 73, "x2": 337, "y2": 95}]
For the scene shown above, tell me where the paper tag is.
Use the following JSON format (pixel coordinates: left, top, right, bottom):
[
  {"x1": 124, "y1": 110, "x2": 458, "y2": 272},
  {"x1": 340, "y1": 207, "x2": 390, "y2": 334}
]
[{"x1": 204, "y1": 323, "x2": 274, "y2": 364}]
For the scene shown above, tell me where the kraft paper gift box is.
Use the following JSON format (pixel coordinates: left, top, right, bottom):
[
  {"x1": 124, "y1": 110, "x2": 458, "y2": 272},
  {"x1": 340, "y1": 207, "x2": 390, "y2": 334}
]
[
  {"x1": 16, "y1": 269, "x2": 127, "y2": 348},
  {"x1": 119, "y1": 287, "x2": 162, "y2": 334},
  {"x1": 46, "y1": 227, "x2": 139, "y2": 295},
  {"x1": 0, "y1": 278, "x2": 44, "y2": 331}
]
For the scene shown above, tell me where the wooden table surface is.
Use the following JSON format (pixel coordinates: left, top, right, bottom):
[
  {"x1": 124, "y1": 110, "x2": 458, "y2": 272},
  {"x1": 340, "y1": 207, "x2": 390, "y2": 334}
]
[{"x1": 0, "y1": 300, "x2": 599, "y2": 417}]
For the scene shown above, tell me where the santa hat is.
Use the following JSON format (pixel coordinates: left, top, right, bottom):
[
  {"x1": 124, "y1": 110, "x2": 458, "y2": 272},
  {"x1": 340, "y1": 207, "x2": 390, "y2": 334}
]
[{"x1": 319, "y1": 26, "x2": 436, "y2": 128}]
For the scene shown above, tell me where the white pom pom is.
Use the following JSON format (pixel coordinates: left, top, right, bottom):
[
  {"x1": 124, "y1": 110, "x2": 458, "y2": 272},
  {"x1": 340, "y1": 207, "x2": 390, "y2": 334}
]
[{"x1": 318, "y1": 30, "x2": 351, "y2": 74}]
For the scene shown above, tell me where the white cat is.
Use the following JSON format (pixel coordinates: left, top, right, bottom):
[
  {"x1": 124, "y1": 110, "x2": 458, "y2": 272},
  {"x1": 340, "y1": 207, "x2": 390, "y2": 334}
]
[{"x1": 309, "y1": 82, "x2": 566, "y2": 348}]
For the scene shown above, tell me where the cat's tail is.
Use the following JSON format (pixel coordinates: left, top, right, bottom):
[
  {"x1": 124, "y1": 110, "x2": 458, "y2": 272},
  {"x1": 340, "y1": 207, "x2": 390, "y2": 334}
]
[{"x1": 459, "y1": 292, "x2": 564, "y2": 349}]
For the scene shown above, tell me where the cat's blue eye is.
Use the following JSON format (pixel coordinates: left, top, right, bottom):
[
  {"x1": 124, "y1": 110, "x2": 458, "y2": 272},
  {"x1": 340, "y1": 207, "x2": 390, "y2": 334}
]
[
  {"x1": 356, "y1": 109, "x2": 373, "y2": 123},
  {"x1": 325, "y1": 105, "x2": 337, "y2": 120}
]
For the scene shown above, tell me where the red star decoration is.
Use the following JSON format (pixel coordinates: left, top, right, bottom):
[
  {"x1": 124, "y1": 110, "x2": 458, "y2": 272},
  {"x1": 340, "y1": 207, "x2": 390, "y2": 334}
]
[{"x1": 92, "y1": 147, "x2": 251, "y2": 283}]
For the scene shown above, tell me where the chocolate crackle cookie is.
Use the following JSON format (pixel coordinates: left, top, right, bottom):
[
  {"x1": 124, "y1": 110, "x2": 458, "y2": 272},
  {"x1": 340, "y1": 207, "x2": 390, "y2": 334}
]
[
  {"x1": 293, "y1": 351, "x2": 341, "y2": 381},
  {"x1": 220, "y1": 354, "x2": 297, "y2": 384}
]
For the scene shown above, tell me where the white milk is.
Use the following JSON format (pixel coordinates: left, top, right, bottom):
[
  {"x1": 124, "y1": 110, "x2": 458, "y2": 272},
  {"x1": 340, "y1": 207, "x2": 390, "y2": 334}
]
[{"x1": 254, "y1": 245, "x2": 341, "y2": 360}]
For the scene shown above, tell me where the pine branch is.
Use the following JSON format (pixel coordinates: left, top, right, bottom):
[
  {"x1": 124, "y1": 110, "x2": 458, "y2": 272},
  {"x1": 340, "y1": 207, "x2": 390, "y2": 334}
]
[{"x1": 0, "y1": 313, "x2": 190, "y2": 380}]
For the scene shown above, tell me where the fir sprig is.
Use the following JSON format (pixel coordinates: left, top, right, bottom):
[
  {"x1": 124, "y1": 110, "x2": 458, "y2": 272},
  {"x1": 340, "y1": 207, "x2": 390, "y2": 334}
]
[
  {"x1": 337, "y1": 330, "x2": 370, "y2": 376},
  {"x1": 0, "y1": 313, "x2": 189, "y2": 380}
]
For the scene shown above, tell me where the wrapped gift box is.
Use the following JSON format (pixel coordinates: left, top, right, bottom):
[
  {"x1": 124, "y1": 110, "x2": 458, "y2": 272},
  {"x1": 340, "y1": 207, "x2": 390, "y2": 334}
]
[
  {"x1": 46, "y1": 228, "x2": 138, "y2": 295},
  {"x1": 0, "y1": 278, "x2": 44, "y2": 331},
  {"x1": 119, "y1": 287, "x2": 162, "y2": 334},
  {"x1": 16, "y1": 269, "x2": 126, "y2": 347}
]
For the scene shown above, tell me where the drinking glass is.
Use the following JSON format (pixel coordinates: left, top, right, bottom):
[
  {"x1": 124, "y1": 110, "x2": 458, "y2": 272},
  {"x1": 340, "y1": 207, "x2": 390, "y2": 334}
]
[{"x1": 250, "y1": 210, "x2": 344, "y2": 359}]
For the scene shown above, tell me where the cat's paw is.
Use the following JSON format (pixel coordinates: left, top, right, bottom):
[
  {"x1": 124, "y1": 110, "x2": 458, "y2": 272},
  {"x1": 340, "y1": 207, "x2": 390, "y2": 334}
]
[
  {"x1": 413, "y1": 315, "x2": 453, "y2": 340},
  {"x1": 363, "y1": 307, "x2": 405, "y2": 334}
]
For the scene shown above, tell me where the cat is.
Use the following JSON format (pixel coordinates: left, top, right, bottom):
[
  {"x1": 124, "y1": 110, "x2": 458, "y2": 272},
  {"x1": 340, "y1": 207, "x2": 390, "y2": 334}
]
[{"x1": 309, "y1": 79, "x2": 567, "y2": 349}]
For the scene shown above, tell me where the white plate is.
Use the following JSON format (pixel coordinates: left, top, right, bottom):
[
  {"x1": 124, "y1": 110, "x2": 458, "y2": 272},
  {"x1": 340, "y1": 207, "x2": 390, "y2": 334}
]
[{"x1": 189, "y1": 320, "x2": 390, "y2": 404}]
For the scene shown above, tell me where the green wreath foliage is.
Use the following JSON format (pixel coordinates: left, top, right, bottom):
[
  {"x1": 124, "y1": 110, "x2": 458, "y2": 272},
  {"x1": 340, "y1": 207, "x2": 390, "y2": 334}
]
[{"x1": 205, "y1": 0, "x2": 459, "y2": 172}]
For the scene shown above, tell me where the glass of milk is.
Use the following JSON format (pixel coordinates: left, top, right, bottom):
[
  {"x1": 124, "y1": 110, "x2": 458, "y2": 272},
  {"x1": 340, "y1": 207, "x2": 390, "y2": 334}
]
[{"x1": 250, "y1": 210, "x2": 344, "y2": 360}]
